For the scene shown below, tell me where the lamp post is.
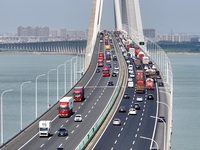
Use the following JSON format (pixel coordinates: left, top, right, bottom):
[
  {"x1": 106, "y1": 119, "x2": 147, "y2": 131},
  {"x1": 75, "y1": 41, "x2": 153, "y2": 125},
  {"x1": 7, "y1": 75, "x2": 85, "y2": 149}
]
[
  {"x1": 35, "y1": 74, "x2": 45, "y2": 119},
  {"x1": 57, "y1": 64, "x2": 65, "y2": 101},
  {"x1": 140, "y1": 136, "x2": 159, "y2": 150},
  {"x1": 64, "y1": 60, "x2": 71, "y2": 93},
  {"x1": 151, "y1": 116, "x2": 166, "y2": 150},
  {"x1": 70, "y1": 56, "x2": 77, "y2": 88},
  {"x1": 74, "y1": 62, "x2": 77, "y2": 85},
  {"x1": 1, "y1": 89, "x2": 13, "y2": 144},
  {"x1": 20, "y1": 81, "x2": 31, "y2": 130},
  {"x1": 47, "y1": 69, "x2": 56, "y2": 109}
]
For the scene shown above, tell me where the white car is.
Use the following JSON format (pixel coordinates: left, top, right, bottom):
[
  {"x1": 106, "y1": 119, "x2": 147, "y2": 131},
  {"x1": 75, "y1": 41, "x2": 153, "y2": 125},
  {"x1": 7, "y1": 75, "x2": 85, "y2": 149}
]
[
  {"x1": 128, "y1": 65, "x2": 133, "y2": 70},
  {"x1": 144, "y1": 65, "x2": 148, "y2": 70},
  {"x1": 114, "y1": 70, "x2": 119, "y2": 74},
  {"x1": 74, "y1": 114, "x2": 82, "y2": 122},
  {"x1": 128, "y1": 81, "x2": 134, "y2": 88},
  {"x1": 130, "y1": 73, "x2": 135, "y2": 78},
  {"x1": 129, "y1": 69, "x2": 134, "y2": 74},
  {"x1": 126, "y1": 60, "x2": 130, "y2": 64},
  {"x1": 128, "y1": 108, "x2": 137, "y2": 115},
  {"x1": 113, "y1": 118, "x2": 121, "y2": 125},
  {"x1": 106, "y1": 60, "x2": 111, "y2": 63},
  {"x1": 114, "y1": 66, "x2": 119, "y2": 70},
  {"x1": 136, "y1": 96, "x2": 143, "y2": 102},
  {"x1": 152, "y1": 65, "x2": 156, "y2": 70},
  {"x1": 127, "y1": 78, "x2": 133, "y2": 82}
]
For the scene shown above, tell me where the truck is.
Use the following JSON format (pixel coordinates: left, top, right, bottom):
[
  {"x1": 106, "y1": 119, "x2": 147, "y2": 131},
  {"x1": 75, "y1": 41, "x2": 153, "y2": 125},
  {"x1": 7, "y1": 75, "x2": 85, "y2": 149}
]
[
  {"x1": 39, "y1": 120, "x2": 51, "y2": 137},
  {"x1": 134, "y1": 59, "x2": 141, "y2": 69},
  {"x1": 58, "y1": 96, "x2": 73, "y2": 117},
  {"x1": 104, "y1": 38, "x2": 109, "y2": 45},
  {"x1": 145, "y1": 69, "x2": 156, "y2": 81},
  {"x1": 73, "y1": 86, "x2": 84, "y2": 102},
  {"x1": 102, "y1": 66, "x2": 110, "y2": 77},
  {"x1": 137, "y1": 51, "x2": 144, "y2": 61},
  {"x1": 98, "y1": 52, "x2": 104, "y2": 58},
  {"x1": 105, "y1": 52, "x2": 111, "y2": 60},
  {"x1": 129, "y1": 48, "x2": 135, "y2": 58},
  {"x1": 142, "y1": 56, "x2": 149, "y2": 65},
  {"x1": 146, "y1": 78, "x2": 154, "y2": 89},
  {"x1": 105, "y1": 45, "x2": 110, "y2": 50},
  {"x1": 97, "y1": 57, "x2": 104, "y2": 67},
  {"x1": 135, "y1": 48, "x2": 140, "y2": 57},
  {"x1": 136, "y1": 70, "x2": 145, "y2": 93}
]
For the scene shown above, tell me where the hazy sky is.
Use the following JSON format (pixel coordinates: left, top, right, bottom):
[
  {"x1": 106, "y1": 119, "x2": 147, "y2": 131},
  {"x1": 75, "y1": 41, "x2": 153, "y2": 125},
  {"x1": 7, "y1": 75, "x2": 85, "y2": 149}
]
[{"x1": 0, "y1": 0, "x2": 200, "y2": 35}]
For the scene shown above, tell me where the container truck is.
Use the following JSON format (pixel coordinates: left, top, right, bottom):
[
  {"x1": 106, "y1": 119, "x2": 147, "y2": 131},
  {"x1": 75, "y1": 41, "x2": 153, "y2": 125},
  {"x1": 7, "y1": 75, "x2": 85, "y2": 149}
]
[
  {"x1": 137, "y1": 51, "x2": 145, "y2": 61},
  {"x1": 58, "y1": 97, "x2": 73, "y2": 117},
  {"x1": 98, "y1": 52, "x2": 104, "y2": 58},
  {"x1": 146, "y1": 69, "x2": 156, "y2": 82},
  {"x1": 104, "y1": 38, "x2": 109, "y2": 45},
  {"x1": 134, "y1": 59, "x2": 141, "y2": 69},
  {"x1": 102, "y1": 66, "x2": 110, "y2": 77},
  {"x1": 135, "y1": 48, "x2": 140, "y2": 57},
  {"x1": 73, "y1": 86, "x2": 84, "y2": 102},
  {"x1": 142, "y1": 56, "x2": 149, "y2": 65},
  {"x1": 39, "y1": 120, "x2": 51, "y2": 137},
  {"x1": 105, "y1": 52, "x2": 111, "y2": 60},
  {"x1": 129, "y1": 48, "x2": 135, "y2": 58},
  {"x1": 146, "y1": 78, "x2": 154, "y2": 89},
  {"x1": 136, "y1": 70, "x2": 145, "y2": 93}
]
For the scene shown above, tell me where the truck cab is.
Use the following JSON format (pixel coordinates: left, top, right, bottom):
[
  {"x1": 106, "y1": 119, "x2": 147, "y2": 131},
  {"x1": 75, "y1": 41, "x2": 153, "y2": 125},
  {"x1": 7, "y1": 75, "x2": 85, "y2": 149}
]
[
  {"x1": 39, "y1": 120, "x2": 51, "y2": 137},
  {"x1": 73, "y1": 86, "x2": 84, "y2": 102}
]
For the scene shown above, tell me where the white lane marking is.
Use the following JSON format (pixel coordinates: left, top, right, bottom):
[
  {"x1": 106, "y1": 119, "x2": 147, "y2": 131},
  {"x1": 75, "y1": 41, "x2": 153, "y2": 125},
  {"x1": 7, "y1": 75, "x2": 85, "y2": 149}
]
[
  {"x1": 78, "y1": 106, "x2": 81, "y2": 109},
  {"x1": 59, "y1": 143, "x2": 62, "y2": 147},
  {"x1": 135, "y1": 134, "x2": 137, "y2": 138},
  {"x1": 65, "y1": 137, "x2": 69, "y2": 140},
  {"x1": 126, "y1": 117, "x2": 128, "y2": 120},
  {"x1": 121, "y1": 128, "x2": 123, "y2": 131},
  {"x1": 140, "y1": 118, "x2": 143, "y2": 121},
  {"x1": 114, "y1": 140, "x2": 117, "y2": 144},
  {"x1": 94, "y1": 103, "x2": 96, "y2": 105},
  {"x1": 48, "y1": 137, "x2": 51, "y2": 140},
  {"x1": 132, "y1": 141, "x2": 135, "y2": 144},
  {"x1": 91, "y1": 106, "x2": 94, "y2": 109},
  {"x1": 88, "y1": 110, "x2": 91, "y2": 113},
  {"x1": 137, "y1": 128, "x2": 140, "y2": 132},
  {"x1": 139, "y1": 123, "x2": 141, "y2": 126},
  {"x1": 123, "y1": 122, "x2": 126, "y2": 125},
  {"x1": 40, "y1": 144, "x2": 44, "y2": 148},
  {"x1": 118, "y1": 134, "x2": 120, "y2": 137},
  {"x1": 71, "y1": 130, "x2": 74, "y2": 134},
  {"x1": 76, "y1": 124, "x2": 79, "y2": 128},
  {"x1": 85, "y1": 115, "x2": 87, "y2": 118},
  {"x1": 66, "y1": 120, "x2": 68, "y2": 123}
]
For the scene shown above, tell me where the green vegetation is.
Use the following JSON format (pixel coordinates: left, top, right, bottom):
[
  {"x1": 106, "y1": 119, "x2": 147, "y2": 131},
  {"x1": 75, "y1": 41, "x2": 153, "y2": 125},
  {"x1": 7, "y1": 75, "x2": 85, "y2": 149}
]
[{"x1": 157, "y1": 41, "x2": 200, "y2": 53}]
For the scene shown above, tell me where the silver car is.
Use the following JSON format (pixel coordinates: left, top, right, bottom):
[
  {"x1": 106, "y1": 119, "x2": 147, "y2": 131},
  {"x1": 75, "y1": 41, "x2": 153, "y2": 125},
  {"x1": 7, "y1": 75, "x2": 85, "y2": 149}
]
[
  {"x1": 74, "y1": 114, "x2": 82, "y2": 122},
  {"x1": 113, "y1": 118, "x2": 121, "y2": 125}
]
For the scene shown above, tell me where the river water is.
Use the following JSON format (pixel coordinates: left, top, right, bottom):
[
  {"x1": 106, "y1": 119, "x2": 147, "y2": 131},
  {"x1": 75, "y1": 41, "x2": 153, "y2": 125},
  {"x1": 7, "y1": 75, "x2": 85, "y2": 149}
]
[{"x1": 0, "y1": 53, "x2": 199, "y2": 149}]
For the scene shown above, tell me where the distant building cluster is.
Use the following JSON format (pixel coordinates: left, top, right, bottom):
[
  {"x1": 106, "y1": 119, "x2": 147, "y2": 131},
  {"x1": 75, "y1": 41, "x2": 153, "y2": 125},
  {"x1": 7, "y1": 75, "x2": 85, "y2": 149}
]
[
  {"x1": 143, "y1": 28, "x2": 155, "y2": 38},
  {"x1": 18, "y1": 26, "x2": 49, "y2": 36}
]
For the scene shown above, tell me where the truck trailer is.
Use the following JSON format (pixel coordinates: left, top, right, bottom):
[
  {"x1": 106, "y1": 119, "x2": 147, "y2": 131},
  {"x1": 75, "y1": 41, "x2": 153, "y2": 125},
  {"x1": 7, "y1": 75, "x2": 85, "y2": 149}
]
[
  {"x1": 136, "y1": 70, "x2": 145, "y2": 93},
  {"x1": 58, "y1": 97, "x2": 73, "y2": 117}
]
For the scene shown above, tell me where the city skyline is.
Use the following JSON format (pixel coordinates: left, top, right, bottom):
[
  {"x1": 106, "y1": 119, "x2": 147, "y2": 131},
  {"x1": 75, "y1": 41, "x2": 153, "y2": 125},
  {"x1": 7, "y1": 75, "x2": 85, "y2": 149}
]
[{"x1": 0, "y1": 0, "x2": 200, "y2": 35}]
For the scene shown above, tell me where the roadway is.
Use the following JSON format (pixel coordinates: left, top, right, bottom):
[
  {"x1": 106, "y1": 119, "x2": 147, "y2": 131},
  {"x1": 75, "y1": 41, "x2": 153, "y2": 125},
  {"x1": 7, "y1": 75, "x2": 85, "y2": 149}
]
[{"x1": 1, "y1": 34, "x2": 122, "y2": 150}]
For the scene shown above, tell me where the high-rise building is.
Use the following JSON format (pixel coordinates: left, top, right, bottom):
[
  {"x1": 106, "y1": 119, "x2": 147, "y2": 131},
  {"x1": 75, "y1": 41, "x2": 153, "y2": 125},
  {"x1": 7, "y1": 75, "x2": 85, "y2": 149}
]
[
  {"x1": 51, "y1": 30, "x2": 58, "y2": 37},
  {"x1": 143, "y1": 28, "x2": 155, "y2": 38},
  {"x1": 60, "y1": 28, "x2": 66, "y2": 37},
  {"x1": 17, "y1": 26, "x2": 49, "y2": 36}
]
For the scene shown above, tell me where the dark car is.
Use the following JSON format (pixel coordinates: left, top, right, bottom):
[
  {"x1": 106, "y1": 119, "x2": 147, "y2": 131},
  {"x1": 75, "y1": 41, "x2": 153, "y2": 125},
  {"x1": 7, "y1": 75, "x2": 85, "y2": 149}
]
[
  {"x1": 106, "y1": 63, "x2": 112, "y2": 68},
  {"x1": 123, "y1": 93, "x2": 130, "y2": 99},
  {"x1": 158, "y1": 116, "x2": 166, "y2": 122},
  {"x1": 119, "y1": 106, "x2": 126, "y2": 112},
  {"x1": 108, "y1": 81, "x2": 114, "y2": 86},
  {"x1": 112, "y1": 72, "x2": 117, "y2": 77},
  {"x1": 58, "y1": 127, "x2": 68, "y2": 136},
  {"x1": 96, "y1": 68, "x2": 100, "y2": 73},
  {"x1": 57, "y1": 148, "x2": 65, "y2": 150},
  {"x1": 134, "y1": 103, "x2": 140, "y2": 110},
  {"x1": 158, "y1": 82, "x2": 164, "y2": 87},
  {"x1": 147, "y1": 94, "x2": 154, "y2": 100}
]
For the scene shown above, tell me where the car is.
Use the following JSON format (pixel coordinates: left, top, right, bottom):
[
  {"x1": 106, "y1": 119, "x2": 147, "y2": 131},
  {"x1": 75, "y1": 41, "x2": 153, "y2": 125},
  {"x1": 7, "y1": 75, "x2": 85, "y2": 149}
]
[
  {"x1": 151, "y1": 148, "x2": 161, "y2": 150},
  {"x1": 136, "y1": 96, "x2": 143, "y2": 102},
  {"x1": 114, "y1": 66, "x2": 119, "y2": 70},
  {"x1": 144, "y1": 65, "x2": 148, "y2": 70},
  {"x1": 113, "y1": 57, "x2": 117, "y2": 61},
  {"x1": 127, "y1": 81, "x2": 134, "y2": 88},
  {"x1": 74, "y1": 114, "x2": 82, "y2": 122},
  {"x1": 106, "y1": 63, "x2": 112, "y2": 68},
  {"x1": 128, "y1": 108, "x2": 137, "y2": 115},
  {"x1": 128, "y1": 65, "x2": 133, "y2": 70},
  {"x1": 156, "y1": 75, "x2": 161, "y2": 79},
  {"x1": 130, "y1": 73, "x2": 135, "y2": 78},
  {"x1": 127, "y1": 78, "x2": 133, "y2": 82},
  {"x1": 123, "y1": 93, "x2": 130, "y2": 99},
  {"x1": 128, "y1": 69, "x2": 134, "y2": 74},
  {"x1": 108, "y1": 81, "x2": 114, "y2": 86},
  {"x1": 57, "y1": 147, "x2": 65, "y2": 150},
  {"x1": 158, "y1": 116, "x2": 166, "y2": 122},
  {"x1": 114, "y1": 70, "x2": 119, "y2": 74},
  {"x1": 112, "y1": 72, "x2": 117, "y2": 77},
  {"x1": 119, "y1": 106, "x2": 126, "y2": 112},
  {"x1": 106, "y1": 60, "x2": 111, "y2": 63},
  {"x1": 158, "y1": 82, "x2": 164, "y2": 87},
  {"x1": 147, "y1": 94, "x2": 154, "y2": 100},
  {"x1": 152, "y1": 65, "x2": 156, "y2": 70},
  {"x1": 126, "y1": 60, "x2": 131, "y2": 64},
  {"x1": 96, "y1": 68, "x2": 100, "y2": 73},
  {"x1": 134, "y1": 103, "x2": 140, "y2": 110},
  {"x1": 58, "y1": 127, "x2": 68, "y2": 136},
  {"x1": 113, "y1": 118, "x2": 121, "y2": 125}
]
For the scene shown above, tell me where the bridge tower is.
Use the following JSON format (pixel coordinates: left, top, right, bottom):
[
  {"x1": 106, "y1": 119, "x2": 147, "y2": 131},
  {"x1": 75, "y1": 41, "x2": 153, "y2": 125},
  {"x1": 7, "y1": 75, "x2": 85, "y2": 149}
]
[{"x1": 85, "y1": 0, "x2": 103, "y2": 72}]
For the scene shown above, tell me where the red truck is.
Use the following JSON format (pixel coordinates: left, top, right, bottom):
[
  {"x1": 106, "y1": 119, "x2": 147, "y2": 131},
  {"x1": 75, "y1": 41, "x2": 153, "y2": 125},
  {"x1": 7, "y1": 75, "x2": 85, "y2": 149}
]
[
  {"x1": 73, "y1": 86, "x2": 84, "y2": 102},
  {"x1": 137, "y1": 51, "x2": 144, "y2": 61},
  {"x1": 58, "y1": 96, "x2": 73, "y2": 117},
  {"x1": 146, "y1": 78, "x2": 154, "y2": 90},
  {"x1": 136, "y1": 70, "x2": 145, "y2": 93},
  {"x1": 98, "y1": 57, "x2": 104, "y2": 67},
  {"x1": 135, "y1": 48, "x2": 140, "y2": 57},
  {"x1": 98, "y1": 52, "x2": 104, "y2": 58},
  {"x1": 102, "y1": 66, "x2": 110, "y2": 77},
  {"x1": 104, "y1": 38, "x2": 109, "y2": 45}
]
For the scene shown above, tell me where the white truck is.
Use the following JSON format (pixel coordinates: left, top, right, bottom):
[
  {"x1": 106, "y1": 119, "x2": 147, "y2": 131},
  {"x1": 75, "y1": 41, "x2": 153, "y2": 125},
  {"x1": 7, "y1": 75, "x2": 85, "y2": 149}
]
[
  {"x1": 129, "y1": 48, "x2": 135, "y2": 58},
  {"x1": 39, "y1": 120, "x2": 51, "y2": 137},
  {"x1": 142, "y1": 56, "x2": 149, "y2": 65}
]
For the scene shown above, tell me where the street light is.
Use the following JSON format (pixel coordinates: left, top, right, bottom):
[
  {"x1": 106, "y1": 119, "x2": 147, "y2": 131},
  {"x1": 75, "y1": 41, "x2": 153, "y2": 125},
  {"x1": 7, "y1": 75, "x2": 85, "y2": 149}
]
[
  {"x1": 74, "y1": 62, "x2": 77, "y2": 84},
  {"x1": 1, "y1": 89, "x2": 13, "y2": 144},
  {"x1": 35, "y1": 74, "x2": 45, "y2": 119},
  {"x1": 70, "y1": 56, "x2": 77, "y2": 88},
  {"x1": 140, "y1": 136, "x2": 159, "y2": 150},
  {"x1": 20, "y1": 81, "x2": 31, "y2": 130},
  {"x1": 64, "y1": 60, "x2": 71, "y2": 93},
  {"x1": 150, "y1": 116, "x2": 166, "y2": 150},
  {"x1": 47, "y1": 69, "x2": 56, "y2": 109},
  {"x1": 57, "y1": 64, "x2": 65, "y2": 101}
]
